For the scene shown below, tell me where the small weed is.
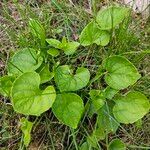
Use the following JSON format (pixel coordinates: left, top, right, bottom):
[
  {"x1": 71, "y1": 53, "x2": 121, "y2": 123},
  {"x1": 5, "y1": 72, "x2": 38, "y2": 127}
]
[{"x1": 0, "y1": 1, "x2": 150, "y2": 150}]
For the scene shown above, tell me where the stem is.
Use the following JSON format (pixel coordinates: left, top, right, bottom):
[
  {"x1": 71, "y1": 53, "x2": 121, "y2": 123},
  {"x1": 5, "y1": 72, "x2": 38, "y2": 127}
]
[
  {"x1": 123, "y1": 50, "x2": 150, "y2": 55},
  {"x1": 80, "y1": 99, "x2": 91, "y2": 124},
  {"x1": 82, "y1": 45, "x2": 93, "y2": 67},
  {"x1": 105, "y1": 133, "x2": 109, "y2": 150},
  {"x1": 71, "y1": 128, "x2": 78, "y2": 150},
  {"x1": 33, "y1": 116, "x2": 42, "y2": 132},
  {"x1": 19, "y1": 135, "x2": 25, "y2": 150},
  {"x1": 105, "y1": 102, "x2": 110, "y2": 150},
  {"x1": 88, "y1": 69, "x2": 105, "y2": 86},
  {"x1": 45, "y1": 116, "x2": 55, "y2": 150}
]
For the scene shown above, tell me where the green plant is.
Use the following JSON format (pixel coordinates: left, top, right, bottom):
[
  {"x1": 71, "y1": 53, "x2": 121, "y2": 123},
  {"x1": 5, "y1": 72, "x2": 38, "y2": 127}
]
[
  {"x1": 20, "y1": 117, "x2": 33, "y2": 147},
  {"x1": 0, "y1": 5, "x2": 149, "y2": 149}
]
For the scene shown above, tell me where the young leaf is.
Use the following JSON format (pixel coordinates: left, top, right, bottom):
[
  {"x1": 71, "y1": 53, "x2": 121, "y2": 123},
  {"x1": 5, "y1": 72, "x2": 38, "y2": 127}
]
[
  {"x1": 108, "y1": 139, "x2": 126, "y2": 150},
  {"x1": 29, "y1": 19, "x2": 46, "y2": 46},
  {"x1": 20, "y1": 117, "x2": 33, "y2": 147},
  {"x1": 8, "y1": 48, "x2": 43, "y2": 76},
  {"x1": 61, "y1": 41, "x2": 80, "y2": 55},
  {"x1": 88, "y1": 90, "x2": 105, "y2": 117},
  {"x1": 39, "y1": 65, "x2": 54, "y2": 84},
  {"x1": 103, "y1": 56, "x2": 141, "y2": 90},
  {"x1": 46, "y1": 38, "x2": 61, "y2": 49},
  {"x1": 46, "y1": 38, "x2": 79, "y2": 55},
  {"x1": 79, "y1": 21, "x2": 110, "y2": 46},
  {"x1": 52, "y1": 93, "x2": 84, "y2": 129},
  {"x1": 47, "y1": 48, "x2": 60, "y2": 57},
  {"x1": 11, "y1": 72, "x2": 56, "y2": 116},
  {"x1": 0, "y1": 76, "x2": 15, "y2": 97},
  {"x1": 96, "y1": 6, "x2": 129, "y2": 30},
  {"x1": 55, "y1": 65, "x2": 90, "y2": 92},
  {"x1": 113, "y1": 91, "x2": 150, "y2": 124}
]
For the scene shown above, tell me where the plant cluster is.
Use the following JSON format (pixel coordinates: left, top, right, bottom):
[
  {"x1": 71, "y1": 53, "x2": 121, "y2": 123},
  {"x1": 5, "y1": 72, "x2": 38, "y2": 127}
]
[{"x1": 0, "y1": 5, "x2": 149, "y2": 149}]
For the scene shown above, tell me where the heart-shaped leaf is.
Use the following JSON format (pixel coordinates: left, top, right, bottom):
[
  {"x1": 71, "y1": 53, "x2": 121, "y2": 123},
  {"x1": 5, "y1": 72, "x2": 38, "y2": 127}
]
[
  {"x1": 80, "y1": 21, "x2": 110, "y2": 46},
  {"x1": 52, "y1": 93, "x2": 84, "y2": 129},
  {"x1": 8, "y1": 48, "x2": 43, "y2": 76},
  {"x1": 55, "y1": 65, "x2": 90, "y2": 92},
  {"x1": 0, "y1": 75, "x2": 15, "y2": 97},
  {"x1": 87, "y1": 103, "x2": 120, "y2": 149},
  {"x1": 11, "y1": 72, "x2": 56, "y2": 116},
  {"x1": 113, "y1": 91, "x2": 150, "y2": 124},
  {"x1": 108, "y1": 139, "x2": 126, "y2": 150},
  {"x1": 96, "y1": 6, "x2": 129, "y2": 30},
  {"x1": 20, "y1": 117, "x2": 33, "y2": 147},
  {"x1": 103, "y1": 56, "x2": 141, "y2": 90},
  {"x1": 97, "y1": 102, "x2": 119, "y2": 134}
]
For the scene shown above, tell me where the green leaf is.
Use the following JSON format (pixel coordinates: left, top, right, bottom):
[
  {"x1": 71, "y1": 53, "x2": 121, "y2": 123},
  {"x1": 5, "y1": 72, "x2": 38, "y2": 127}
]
[
  {"x1": 55, "y1": 65, "x2": 90, "y2": 92},
  {"x1": 103, "y1": 56, "x2": 141, "y2": 90},
  {"x1": 46, "y1": 38, "x2": 79, "y2": 55},
  {"x1": 87, "y1": 127, "x2": 104, "y2": 148},
  {"x1": 29, "y1": 19, "x2": 46, "y2": 46},
  {"x1": 39, "y1": 65, "x2": 54, "y2": 84},
  {"x1": 11, "y1": 72, "x2": 56, "y2": 116},
  {"x1": 103, "y1": 87, "x2": 119, "y2": 100},
  {"x1": 108, "y1": 139, "x2": 126, "y2": 150},
  {"x1": 61, "y1": 41, "x2": 80, "y2": 55},
  {"x1": 46, "y1": 38, "x2": 61, "y2": 49},
  {"x1": 20, "y1": 117, "x2": 33, "y2": 147},
  {"x1": 113, "y1": 91, "x2": 150, "y2": 124},
  {"x1": 97, "y1": 102, "x2": 119, "y2": 134},
  {"x1": 61, "y1": 36, "x2": 67, "y2": 45},
  {"x1": 96, "y1": 6, "x2": 129, "y2": 30},
  {"x1": 8, "y1": 48, "x2": 43, "y2": 76},
  {"x1": 47, "y1": 48, "x2": 60, "y2": 57},
  {"x1": 0, "y1": 76, "x2": 15, "y2": 97},
  {"x1": 88, "y1": 90, "x2": 105, "y2": 117},
  {"x1": 94, "y1": 31, "x2": 110, "y2": 46},
  {"x1": 135, "y1": 119, "x2": 142, "y2": 129},
  {"x1": 79, "y1": 21, "x2": 110, "y2": 46},
  {"x1": 52, "y1": 93, "x2": 84, "y2": 129},
  {"x1": 80, "y1": 142, "x2": 92, "y2": 150}
]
